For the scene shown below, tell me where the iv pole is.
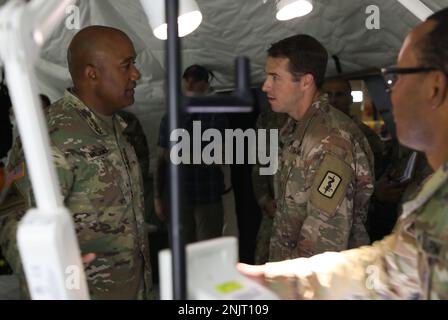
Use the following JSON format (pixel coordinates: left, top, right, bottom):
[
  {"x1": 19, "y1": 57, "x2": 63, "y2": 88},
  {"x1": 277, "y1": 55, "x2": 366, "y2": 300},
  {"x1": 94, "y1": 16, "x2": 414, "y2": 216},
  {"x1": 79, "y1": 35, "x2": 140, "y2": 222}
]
[
  {"x1": 162, "y1": 0, "x2": 253, "y2": 300},
  {"x1": 0, "y1": 0, "x2": 89, "y2": 299}
]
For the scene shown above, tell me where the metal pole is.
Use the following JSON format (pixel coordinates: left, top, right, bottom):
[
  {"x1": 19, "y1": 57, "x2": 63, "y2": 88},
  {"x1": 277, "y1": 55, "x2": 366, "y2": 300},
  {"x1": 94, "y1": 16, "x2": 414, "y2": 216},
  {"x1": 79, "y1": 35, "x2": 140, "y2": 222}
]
[
  {"x1": 235, "y1": 57, "x2": 250, "y2": 97},
  {"x1": 166, "y1": 0, "x2": 186, "y2": 300}
]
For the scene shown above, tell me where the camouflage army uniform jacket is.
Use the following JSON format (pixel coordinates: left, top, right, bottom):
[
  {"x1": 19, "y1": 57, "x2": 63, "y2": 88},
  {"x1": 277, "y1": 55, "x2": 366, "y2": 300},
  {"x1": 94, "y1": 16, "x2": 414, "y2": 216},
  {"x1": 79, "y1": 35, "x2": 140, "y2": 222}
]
[
  {"x1": 264, "y1": 161, "x2": 448, "y2": 299},
  {"x1": 51, "y1": 91, "x2": 153, "y2": 299},
  {"x1": 269, "y1": 96, "x2": 373, "y2": 261},
  {"x1": 1, "y1": 91, "x2": 153, "y2": 299}
]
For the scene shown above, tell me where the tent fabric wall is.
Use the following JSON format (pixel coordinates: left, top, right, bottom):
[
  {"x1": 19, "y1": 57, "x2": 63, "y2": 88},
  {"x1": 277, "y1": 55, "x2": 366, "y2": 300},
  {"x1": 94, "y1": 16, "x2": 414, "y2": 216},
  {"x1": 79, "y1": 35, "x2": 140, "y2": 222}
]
[{"x1": 1, "y1": 0, "x2": 446, "y2": 172}]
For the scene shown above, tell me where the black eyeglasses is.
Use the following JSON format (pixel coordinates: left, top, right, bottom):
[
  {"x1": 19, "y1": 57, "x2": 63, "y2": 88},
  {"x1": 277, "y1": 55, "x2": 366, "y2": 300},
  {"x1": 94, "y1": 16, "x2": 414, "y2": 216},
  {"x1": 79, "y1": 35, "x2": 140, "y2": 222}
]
[{"x1": 381, "y1": 66, "x2": 436, "y2": 92}]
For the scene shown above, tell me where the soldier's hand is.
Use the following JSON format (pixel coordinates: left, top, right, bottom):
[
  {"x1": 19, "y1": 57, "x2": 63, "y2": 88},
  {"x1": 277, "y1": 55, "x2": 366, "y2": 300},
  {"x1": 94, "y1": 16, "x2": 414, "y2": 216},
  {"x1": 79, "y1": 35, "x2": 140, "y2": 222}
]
[
  {"x1": 375, "y1": 175, "x2": 406, "y2": 203},
  {"x1": 237, "y1": 263, "x2": 267, "y2": 286},
  {"x1": 154, "y1": 197, "x2": 168, "y2": 221},
  {"x1": 82, "y1": 253, "x2": 96, "y2": 266},
  {"x1": 263, "y1": 199, "x2": 277, "y2": 218}
]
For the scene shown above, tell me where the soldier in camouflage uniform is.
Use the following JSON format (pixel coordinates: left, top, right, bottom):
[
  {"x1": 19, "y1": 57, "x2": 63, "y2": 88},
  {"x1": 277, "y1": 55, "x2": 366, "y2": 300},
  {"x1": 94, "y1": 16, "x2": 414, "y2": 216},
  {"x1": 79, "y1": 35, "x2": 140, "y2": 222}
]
[
  {"x1": 0, "y1": 26, "x2": 153, "y2": 299},
  {"x1": 262, "y1": 34, "x2": 374, "y2": 262},
  {"x1": 252, "y1": 111, "x2": 287, "y2": 264},
  {"x1": 322, "y1": 79, "x2": 386, "y2": 179},
  {"x1": 0, "y1": 95, "x2": 53, "y2": 282},
  {"x1": 0, "y1": 131, "x2": 37, "y2": 297},
  {"x1": 238, "y1": 8, "x2": 448, "y2": 299}
]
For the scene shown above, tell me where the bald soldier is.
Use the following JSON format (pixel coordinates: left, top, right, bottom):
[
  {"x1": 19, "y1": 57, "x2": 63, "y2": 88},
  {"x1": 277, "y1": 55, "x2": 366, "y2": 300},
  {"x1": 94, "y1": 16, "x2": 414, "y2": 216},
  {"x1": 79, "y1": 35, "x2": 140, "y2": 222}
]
[
  {"x1": 239, "y1": 7, "x2": 448, "y2": 299},
  {"x1": 262, "y1": 35, "x2": 374, "y2": 262},
  {"x1": 0, "y1": 26, "x2": 153, "y2": 299}
]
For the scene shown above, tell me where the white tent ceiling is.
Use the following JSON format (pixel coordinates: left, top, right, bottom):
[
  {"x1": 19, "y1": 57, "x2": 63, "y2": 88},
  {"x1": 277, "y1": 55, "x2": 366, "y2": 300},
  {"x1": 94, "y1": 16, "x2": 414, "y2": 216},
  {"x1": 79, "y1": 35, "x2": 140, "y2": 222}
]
[{"x1": 1, "y1": 0, "x2": 447, "y2": 171}]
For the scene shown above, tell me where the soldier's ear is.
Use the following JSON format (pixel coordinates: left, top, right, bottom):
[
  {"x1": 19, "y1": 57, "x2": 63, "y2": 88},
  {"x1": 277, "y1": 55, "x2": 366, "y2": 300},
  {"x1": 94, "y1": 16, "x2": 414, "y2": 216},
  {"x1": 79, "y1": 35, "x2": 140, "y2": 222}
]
[
  {"x1": 86, "y1": 64, "x2": 98, "y2": 81},
  {"x1": 301, "y1": 74, "x2": 315, "y2": 90},
  {"x1": 429, "y1": 70, "x2": 447, "y2": 109}
]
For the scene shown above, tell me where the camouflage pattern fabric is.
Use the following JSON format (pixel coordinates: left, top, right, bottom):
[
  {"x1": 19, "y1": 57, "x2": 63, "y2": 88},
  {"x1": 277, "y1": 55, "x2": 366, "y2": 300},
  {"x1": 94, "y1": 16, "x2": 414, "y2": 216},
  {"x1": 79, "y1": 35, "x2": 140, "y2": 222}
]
[
  {"x1": 351, "y1": 116, "x2": 386, "y2": 179},
  {"x1": 0, "y1": 132, "x2": 32, "y2": 279},
  {"x1": 0, "y1": 90, "x2": 153, "y2": 300},
  {"x1": 117, "y1": 110, "x2": 152, "y2": 223},
  {"x1": 254, "y1": 215, "x2": 274, "y2": 265},
  {"x1": 0, "y1": 101, "x2": 57, "y2": 275},
  {"x1": 269, "y1": 96, "x2": 374, "y2": 261},
  {"x1": 117, "y1": 110, "x2": 150, "y2": 180},
  {"x1": 0, "y1": 178, "x2": 27, "y2": 293},
  {"x1": 264, "y1": 161, "x2": 448, "y2": 300},
  {"x1": 252, "y1": 111, "x2": 287, "y2": 265}
]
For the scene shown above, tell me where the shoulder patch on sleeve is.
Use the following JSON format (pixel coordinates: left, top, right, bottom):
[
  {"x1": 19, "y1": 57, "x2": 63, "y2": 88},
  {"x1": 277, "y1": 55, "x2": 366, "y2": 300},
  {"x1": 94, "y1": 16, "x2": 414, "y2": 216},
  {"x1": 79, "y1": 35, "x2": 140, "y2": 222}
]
[
  {"x1": 318, "y1": 171, "x2": 342, "y2": 198},
  {"x1": 310, "y1": 154, "x2": 353, "y2": 216}
]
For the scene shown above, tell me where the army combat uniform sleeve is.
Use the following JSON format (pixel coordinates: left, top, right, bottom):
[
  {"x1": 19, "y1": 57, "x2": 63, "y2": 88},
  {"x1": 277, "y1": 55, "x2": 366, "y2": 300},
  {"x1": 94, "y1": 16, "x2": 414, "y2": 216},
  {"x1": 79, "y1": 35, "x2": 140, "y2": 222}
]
[
  {"x1": 264, "y1": 163, "x2": 448, "y2": 300},
  {"x1": 0, "y1": 141, "x2": 71, "y2": 298},
  {"x1": 297, "y1": 128, "x2": 373, "y2": 257},
  {"x1": 270, "y1": 99, "x2": 373, "y2": 262},
  {"x1": 0, "y1": 139, "x2": 30, "y2": 274},
  {"x1": 264, "y1": 229, "x2": 421, "y2": 300},
  {"x1": 264, "y1": 202, "x2": 421, "y2": 299},
  {"x1": 0, "y1": 143, "x2": 73, "y2": 273}
]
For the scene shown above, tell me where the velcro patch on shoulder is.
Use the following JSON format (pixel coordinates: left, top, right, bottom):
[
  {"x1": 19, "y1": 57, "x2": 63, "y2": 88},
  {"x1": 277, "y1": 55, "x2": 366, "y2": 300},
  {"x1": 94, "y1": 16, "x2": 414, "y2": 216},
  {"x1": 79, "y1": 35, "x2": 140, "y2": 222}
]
[
  {"x1": 318, "y1": 171, "x2": 342, "y2": 198},
  {"x1": 310, "y1": 154, "x2": 353, "y2": 217}
]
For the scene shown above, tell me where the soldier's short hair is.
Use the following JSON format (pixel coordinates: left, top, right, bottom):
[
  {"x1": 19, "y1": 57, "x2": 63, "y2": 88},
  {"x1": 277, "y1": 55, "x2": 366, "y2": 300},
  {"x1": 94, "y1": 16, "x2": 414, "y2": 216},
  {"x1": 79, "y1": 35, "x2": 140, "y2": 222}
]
[
  {"x1": 182, "y1": 64, "x2": 212, "y2": 83},
  {"x1": 324, "y1": 78, "x2": 352, "y2": 93},
  {"x1": 422, "y1": 8, "x2": 448, "y2": 76},
  {"x1": 267, "y1": 34, "x2": 328, "y2": 89}
]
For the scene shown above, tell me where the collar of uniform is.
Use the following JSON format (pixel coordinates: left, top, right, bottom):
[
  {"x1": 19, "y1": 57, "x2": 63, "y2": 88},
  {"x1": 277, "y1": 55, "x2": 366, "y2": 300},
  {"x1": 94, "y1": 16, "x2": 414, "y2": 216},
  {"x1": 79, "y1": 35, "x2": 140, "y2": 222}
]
[
  {"x1": 295, "y1": 94, "x2": 329, "y2": 127},
  {"x1": 64, "y1": 90, "x2": 113, "y2": 137},
  {"x1": 401, "y1": 161, "x2": 447, "y2": 219},
  {"x1": 313, "y1": 94, "x2": 330, "y2": 112},
  {"x1": 281, "y1": 95, "x2": 327, "y2": 144},
  {"x1": 114, "y1": 113, "x2": 129, "y2": 132}
]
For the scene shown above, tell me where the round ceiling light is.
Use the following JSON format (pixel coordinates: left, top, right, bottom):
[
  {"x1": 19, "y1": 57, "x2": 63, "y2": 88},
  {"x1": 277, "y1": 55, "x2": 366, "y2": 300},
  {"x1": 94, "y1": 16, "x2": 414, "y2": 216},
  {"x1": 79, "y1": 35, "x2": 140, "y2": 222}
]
[
  {"x1": 141, "y1": 0, "x2": 202, "y2": 40},
  {"x1": 276, "y1": 0, "x2": 313, "y2": 21}
]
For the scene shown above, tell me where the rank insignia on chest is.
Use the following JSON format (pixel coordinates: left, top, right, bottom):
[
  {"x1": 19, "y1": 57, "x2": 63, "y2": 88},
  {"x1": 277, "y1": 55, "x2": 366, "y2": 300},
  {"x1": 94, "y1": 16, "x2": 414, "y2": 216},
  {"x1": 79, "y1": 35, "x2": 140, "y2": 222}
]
[{"x1": 318, "y1": 171, "x2": 341, "y2": 198}]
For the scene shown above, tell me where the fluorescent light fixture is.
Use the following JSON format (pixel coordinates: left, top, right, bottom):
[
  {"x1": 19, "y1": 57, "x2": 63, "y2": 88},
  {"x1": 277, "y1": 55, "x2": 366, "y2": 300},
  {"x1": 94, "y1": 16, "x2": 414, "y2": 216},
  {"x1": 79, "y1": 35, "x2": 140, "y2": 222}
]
[
  {"x1": 351, "y1": 91, "x2": 363, "y2": 103},
  {"x1": 397, "y1": 0, "x2": 433, "y2": 21},
  {"x1": 276, "y1": 0, "x2": 313, "y2": 21},
  {"x1": 140, "y1": 0, "x2": 202, "y2": 40}
]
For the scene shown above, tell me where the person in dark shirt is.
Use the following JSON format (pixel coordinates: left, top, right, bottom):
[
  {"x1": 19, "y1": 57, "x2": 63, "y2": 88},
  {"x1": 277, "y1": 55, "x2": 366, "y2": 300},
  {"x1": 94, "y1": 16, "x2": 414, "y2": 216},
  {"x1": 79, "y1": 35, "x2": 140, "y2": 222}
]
[{"x1": 154, "y1": 65, "x2": 226, "y2": 243}]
